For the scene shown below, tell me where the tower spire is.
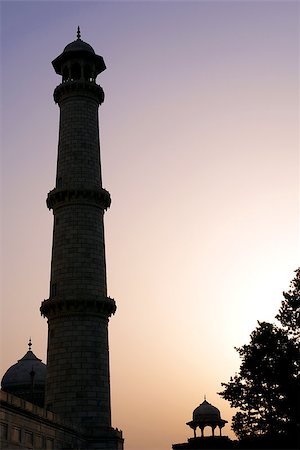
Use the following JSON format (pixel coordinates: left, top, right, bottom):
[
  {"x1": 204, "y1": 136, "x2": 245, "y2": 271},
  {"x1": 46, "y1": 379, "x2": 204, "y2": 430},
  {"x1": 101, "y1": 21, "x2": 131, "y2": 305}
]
[
  {"x1": 77, "y1": 25, "x2": 81, "y2": 40},
  {"x1": 28, "y1": 337, "x2": 32, "y2": 351}
]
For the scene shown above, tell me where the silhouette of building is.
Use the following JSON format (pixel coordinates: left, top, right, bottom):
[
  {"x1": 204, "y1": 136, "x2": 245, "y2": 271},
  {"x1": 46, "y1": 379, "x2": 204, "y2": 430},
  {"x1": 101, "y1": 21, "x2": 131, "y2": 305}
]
[
  {"x1": 0, "y1": 29, "x2": 124, "y2": 450},
  {"x1": 1, "y1": 339, "x2": 46, "y2": 408},
  {"x1": 172, "y1": 398, "x2": 232, "y2": 449},
  {"x1": 187, "y1": 398, "x2": 228, "y2": 438}
]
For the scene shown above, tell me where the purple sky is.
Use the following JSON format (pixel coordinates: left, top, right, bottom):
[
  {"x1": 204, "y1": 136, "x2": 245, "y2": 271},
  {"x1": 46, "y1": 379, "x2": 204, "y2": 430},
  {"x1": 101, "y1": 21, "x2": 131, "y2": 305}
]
[{"x1": 1, "y1": 1, "x2": 299, "y2": 449}]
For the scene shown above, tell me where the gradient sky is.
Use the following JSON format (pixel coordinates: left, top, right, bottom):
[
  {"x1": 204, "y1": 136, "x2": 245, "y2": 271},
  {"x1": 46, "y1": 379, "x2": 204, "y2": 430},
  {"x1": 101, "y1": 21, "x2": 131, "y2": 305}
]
[{"x1": 1, "y1": 1, "x2": 299, "y2": 449}]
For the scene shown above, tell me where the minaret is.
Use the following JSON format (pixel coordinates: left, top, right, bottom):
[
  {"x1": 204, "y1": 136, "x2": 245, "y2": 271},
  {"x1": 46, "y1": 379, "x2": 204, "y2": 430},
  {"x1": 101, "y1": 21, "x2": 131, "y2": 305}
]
[{"x1": 40, "y1": 29, "x2": 123, "y2": 449}]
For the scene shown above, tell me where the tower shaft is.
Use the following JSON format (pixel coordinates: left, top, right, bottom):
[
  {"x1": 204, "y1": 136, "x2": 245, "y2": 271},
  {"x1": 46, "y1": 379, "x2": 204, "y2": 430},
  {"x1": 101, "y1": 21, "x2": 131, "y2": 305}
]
[
  {"x1": 49, "y1": 91, "x2": 108, "y2": 302},
  {"x1": 40, "y1": 35, "x2": 123, "y2": 448}
]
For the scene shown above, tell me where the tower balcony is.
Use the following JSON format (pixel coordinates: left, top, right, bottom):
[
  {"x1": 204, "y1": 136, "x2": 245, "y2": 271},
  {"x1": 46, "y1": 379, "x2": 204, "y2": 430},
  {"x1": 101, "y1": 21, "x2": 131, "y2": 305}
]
[
  {"x1": 53, "y1": 80, "x2": 104, "y2": 104},
  {"x1": 40, "y1": 296, "x2": 117, "y2": 319},
  {"x1": 46, "y1": 187, "x2": 111, "y2": 211}
]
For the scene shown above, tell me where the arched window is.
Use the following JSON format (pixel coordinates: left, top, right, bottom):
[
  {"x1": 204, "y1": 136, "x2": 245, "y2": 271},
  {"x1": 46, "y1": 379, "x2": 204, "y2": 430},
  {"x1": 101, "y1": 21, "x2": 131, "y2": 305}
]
[
  {"x1": 62, "y1": 66, "x2": 69, "y2": 82},
  {"x1": 91, "y1": 64, "x2": 96, "y2": 82},
  {"x1": 71, "y1": 62, "x2": 81, "y2": 80},
  {"x1": 84, "y1": 64, "x2": 92, "y2": 81}
]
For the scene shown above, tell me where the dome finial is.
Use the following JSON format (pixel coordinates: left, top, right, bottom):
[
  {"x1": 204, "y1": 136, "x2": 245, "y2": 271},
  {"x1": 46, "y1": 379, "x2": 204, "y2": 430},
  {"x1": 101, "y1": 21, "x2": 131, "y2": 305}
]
[
  {"x1": 204, "y1": 394, "x2": 206, "y2": 401},
  {"x1": 28, "y1": 337, "x2": 32, "y2": 351},
  {"x1": 77, "y1": 26, "x2": 81, "y2": 40}
]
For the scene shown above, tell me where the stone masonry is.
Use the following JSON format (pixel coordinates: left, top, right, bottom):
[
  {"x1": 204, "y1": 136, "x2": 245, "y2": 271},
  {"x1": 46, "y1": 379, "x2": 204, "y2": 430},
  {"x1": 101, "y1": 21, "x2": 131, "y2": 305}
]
[
  {"x1": 40, "y1": 32, "x2": 124, "y2": 449},
  {"x1": 0, "y1": 391, "x2": 87, "y2": 449}
]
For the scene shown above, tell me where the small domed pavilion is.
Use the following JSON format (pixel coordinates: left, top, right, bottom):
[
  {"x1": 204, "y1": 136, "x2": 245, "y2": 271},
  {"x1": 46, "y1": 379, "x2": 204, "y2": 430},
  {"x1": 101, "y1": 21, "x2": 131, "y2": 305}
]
[{"x1": 187, "y1": 397, "x2": 228, "y2": 438}]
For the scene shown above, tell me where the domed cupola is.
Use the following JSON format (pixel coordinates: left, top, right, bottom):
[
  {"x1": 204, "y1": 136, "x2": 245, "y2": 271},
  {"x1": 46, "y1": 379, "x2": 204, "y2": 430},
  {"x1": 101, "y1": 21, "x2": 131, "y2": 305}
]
[
  {"x1": 187, "y1": 397, "x2": 228, "y2": 438},
  {"x1": 52, "y1": 26, "x2": 106, "y2": 83},
  {"x1": 63, "y1": 38, "x2": 95, "y2": 54},
  {"x1": 193, "y1": 399, "x2": 221, "y2": 422},
  {"x1": 1, "y1": 339, "x2": 46, "y2": 407}
]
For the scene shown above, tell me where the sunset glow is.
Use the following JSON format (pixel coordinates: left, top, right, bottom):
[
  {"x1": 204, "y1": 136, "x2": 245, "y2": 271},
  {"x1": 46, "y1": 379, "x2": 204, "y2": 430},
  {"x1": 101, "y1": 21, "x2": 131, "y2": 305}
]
[{"x1": 1, "y1": 1, "x2": 299, "y2": 450}]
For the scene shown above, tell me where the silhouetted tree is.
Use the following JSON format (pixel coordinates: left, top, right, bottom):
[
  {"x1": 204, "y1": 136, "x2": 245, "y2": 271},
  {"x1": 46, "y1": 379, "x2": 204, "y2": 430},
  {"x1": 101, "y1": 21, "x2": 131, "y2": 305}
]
[
  {"x1": 276, "y1": 268, "x2": 300, "y2": 340},
  {"x1": 219, "y1": 269, "x2": 300, "y2": 445}
]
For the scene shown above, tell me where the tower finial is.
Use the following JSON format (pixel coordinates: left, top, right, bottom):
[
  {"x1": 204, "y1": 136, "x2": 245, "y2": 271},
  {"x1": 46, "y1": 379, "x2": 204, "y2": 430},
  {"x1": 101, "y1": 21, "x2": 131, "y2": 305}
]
[
  {"x1": 77, "y1": 26, "x2": 81, "y2": 40},
  {"x1": 204, "y1": 394, "x2": 206, "y2": 401},
  {"x1": 28, "y1": 337, "x2": 32, "y2": 351}
]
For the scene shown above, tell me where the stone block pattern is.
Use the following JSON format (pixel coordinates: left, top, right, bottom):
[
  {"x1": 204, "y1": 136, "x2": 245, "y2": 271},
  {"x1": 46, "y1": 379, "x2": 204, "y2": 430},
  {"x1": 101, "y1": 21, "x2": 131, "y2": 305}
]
[
  {"x1": 0, "y1": 391, "x2": 123, "y2": 449},
  {"x1": 50, "y1": 203, "x2": 107, "y2": 300},
  {"x1": 41, "y1": 64, "x2": 122, "y2": 447},
  {"x1": 56, "y1": 94, "x2": 102, "y2": 189},
  {"x1": 45, "y1": 315, "x2": 111, "y2": 429}
]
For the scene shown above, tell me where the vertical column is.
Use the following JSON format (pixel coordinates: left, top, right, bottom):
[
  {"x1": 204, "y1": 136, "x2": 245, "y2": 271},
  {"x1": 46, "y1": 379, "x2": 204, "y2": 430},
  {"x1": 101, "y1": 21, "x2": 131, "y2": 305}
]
[
  {"x1": 41, "y1": 34, "x2": 124, "y2": 447},
  {"x1": 41, "y1": 85, "x2": 115, "y2": 431}
]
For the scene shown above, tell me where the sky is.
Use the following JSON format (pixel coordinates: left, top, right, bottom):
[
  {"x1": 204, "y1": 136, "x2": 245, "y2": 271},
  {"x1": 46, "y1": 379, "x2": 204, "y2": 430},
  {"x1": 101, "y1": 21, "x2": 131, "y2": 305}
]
[{"x1": 0, "y1": 1, "x2": 299, "y2": 449}]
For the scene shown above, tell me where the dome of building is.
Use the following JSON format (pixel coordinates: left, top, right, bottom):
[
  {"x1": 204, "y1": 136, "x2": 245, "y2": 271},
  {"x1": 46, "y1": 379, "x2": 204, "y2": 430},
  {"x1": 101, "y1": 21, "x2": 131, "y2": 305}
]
[
  {"x1": 1, "y1": 340, "x2": 46, "y2": 407},
  {"x1": 193, "y1": 399, "x2": 221, "y2": 422},
  {"x1": 63, "y1": 39, "x2": 95, "y2": 54},
  {"x1": 52, "y1": 27, "x2": 106, "y2": 78},
  {"x1": 187, "y1": 397, "x2": 228, "y2": 438}
]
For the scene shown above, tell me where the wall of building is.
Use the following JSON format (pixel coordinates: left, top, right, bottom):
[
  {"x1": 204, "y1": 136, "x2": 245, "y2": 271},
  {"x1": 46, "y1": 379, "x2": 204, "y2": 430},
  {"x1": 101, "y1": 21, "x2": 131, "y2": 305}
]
[{"x1": 0, "y1": 391, "x2": 86, "y2": 449}]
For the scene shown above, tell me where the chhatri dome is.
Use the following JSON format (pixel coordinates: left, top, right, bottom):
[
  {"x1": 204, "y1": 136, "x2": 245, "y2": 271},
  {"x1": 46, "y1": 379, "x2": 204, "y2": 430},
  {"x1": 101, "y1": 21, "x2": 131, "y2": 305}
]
[
  {"x1": 63, "y1": 26, "x2": 95, "y2": 54},
  {"x1": 52, "y1": 26, "x2": 106, "y2": 80},
  {"x1": 187, "y1": 397, "x2": 228, "y2": 438},
  {"x1": 1, "y1": 339, "x2": 46, "y2": 408}
]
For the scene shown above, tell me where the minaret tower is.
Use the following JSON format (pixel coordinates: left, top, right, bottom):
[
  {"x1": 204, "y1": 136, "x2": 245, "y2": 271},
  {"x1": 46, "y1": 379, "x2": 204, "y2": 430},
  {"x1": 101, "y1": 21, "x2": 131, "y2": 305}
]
[{"x1": 40, "y1": 29, "x2": 123, "y2": 449}]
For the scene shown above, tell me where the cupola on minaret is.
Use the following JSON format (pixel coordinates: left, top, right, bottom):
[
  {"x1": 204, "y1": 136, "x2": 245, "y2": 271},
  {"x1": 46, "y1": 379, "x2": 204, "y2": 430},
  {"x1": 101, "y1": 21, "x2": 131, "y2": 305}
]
[{"x1": 40, "y1": 28, "x2": 123, "y2": 449}]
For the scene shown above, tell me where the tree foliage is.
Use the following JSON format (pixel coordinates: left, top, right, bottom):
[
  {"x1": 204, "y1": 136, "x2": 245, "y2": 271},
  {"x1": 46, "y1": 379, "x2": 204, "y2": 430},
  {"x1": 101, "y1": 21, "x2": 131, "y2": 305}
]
[
  {"x1": 276, "y1": 268, "x2": 300, "y2": 339},
  {"x1": 219, "y1": 269, "x2": 300, "y2": 443}
]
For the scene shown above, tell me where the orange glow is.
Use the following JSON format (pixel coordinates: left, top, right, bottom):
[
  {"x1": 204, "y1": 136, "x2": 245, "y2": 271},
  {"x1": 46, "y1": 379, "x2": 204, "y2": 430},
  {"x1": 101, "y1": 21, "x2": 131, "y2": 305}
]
[{"x1": 1, "y1": 2, "x2": 299, "y2": 449}]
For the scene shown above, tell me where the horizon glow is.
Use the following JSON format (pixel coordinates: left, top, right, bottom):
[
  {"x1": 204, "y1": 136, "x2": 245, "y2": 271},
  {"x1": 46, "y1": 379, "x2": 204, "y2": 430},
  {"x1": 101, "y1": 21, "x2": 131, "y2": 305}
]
[{"x1": 1, "y1": 1, "x2": 299, "y2": 449}]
